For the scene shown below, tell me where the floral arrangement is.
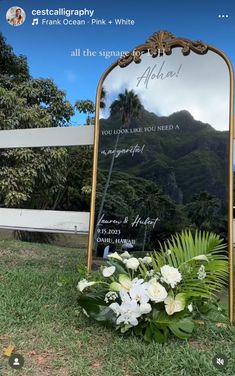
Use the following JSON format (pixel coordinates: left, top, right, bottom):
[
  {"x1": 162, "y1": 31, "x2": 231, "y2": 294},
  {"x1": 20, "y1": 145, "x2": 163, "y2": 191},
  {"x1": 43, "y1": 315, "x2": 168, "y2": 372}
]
[{"x1": 77, "y1": 231, "x2": 228, "y2": 343}]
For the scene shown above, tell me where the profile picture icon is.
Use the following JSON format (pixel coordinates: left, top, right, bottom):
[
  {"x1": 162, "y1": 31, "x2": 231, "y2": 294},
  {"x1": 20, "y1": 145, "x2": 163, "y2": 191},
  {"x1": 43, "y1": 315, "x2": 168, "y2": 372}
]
[{"x1": 6, "y1": 6, "x2": 26, "y2": 26}]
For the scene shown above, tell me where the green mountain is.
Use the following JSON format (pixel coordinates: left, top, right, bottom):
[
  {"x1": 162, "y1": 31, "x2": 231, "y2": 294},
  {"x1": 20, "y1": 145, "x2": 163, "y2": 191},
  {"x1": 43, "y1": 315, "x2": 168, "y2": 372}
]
[{"x1": 99, "y1": 108, "x2": 229, "y2": 205}]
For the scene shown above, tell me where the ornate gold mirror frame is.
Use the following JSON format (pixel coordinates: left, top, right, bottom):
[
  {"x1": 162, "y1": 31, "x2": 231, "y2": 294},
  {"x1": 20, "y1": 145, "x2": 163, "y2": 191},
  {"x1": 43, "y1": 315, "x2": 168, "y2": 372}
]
[{"x1": 87, "y1": 31, "x2": 234, "y2": 322}]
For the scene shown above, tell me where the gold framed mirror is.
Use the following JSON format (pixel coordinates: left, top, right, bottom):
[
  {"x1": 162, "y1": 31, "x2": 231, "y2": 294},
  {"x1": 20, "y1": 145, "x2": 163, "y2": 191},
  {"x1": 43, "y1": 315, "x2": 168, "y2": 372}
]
[{"x1": 87, "y1": 31, "x2": 234, "y2": 322}]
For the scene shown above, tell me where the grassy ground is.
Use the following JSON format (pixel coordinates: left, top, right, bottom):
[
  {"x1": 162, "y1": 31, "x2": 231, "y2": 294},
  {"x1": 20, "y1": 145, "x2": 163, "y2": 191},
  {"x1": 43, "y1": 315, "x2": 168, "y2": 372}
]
[{"x1": 0, "y1": 239, "x2": 235, "y2": 376}]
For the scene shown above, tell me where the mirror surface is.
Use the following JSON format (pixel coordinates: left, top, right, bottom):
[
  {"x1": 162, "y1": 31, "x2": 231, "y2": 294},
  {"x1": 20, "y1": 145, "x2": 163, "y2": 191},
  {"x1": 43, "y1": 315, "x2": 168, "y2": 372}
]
[{"x1": 93, "y1": 48, "x2": 230, "y2": 259}]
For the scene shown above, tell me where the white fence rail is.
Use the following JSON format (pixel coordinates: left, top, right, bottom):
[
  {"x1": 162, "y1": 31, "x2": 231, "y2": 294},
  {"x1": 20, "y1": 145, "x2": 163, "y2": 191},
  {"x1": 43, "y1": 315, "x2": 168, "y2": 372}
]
[
  {"x1": 0, "y1": 126, "x2": 93, "y2": 234},
  {"x1": 0, "y1": 126, "x2": 94, "y2": 148},
  {"x1": 0, "y1": 208, "x2": 89, "y2": 234}
]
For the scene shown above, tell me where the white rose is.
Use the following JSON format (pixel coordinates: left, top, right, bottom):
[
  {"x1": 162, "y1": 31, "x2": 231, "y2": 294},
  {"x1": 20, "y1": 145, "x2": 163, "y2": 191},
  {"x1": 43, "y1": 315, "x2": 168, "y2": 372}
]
[
  {"x1": 124, "y1": 257, "x2": 140, "y2": 270},
  {"x1": 164, "y1": 294, "x2": 185, "y2": 315},
  {"x1": 77, "y1": 279, "x2": 96, "y2": 292},
  {"x1": 160, "y1": 265, "x2": 182, "y2": 288},
  {"x1": 107, "y1": 252, "x2": 122, "y2": 261},
  {"x1": 102, "y1": 266, "x2": 116, "y2": 277},
  {"x1": 142, "y1": 256, "x2": 152, "y2": 264},
  {"x1": 147, "y1": 279, "x2": 167, "y2": 303}
]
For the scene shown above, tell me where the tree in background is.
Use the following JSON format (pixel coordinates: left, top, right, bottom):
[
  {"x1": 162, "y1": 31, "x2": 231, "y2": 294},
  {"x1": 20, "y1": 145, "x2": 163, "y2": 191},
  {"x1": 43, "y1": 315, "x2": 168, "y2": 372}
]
[
  {"x1": 0, "y1": 33, "x2": 95, "y2": 242},
  {"x1": 75, "y1": 99, "x2": 95, "y2": 125},
  {"x1": 0, "y1": 33, "x2": 74, "y2": 213},
  {"x1": 186, "y1": 191, "x2": 222, "y2": 232},
  {"x1": 110, "y1": 89, "x2": 141, "y2": 127},
  {"x1": 100, "y1": 87, "x2": 106, "y2": 110},
  {"x1": 75, "y1": 88, "x2": 106, "y2": 125}
]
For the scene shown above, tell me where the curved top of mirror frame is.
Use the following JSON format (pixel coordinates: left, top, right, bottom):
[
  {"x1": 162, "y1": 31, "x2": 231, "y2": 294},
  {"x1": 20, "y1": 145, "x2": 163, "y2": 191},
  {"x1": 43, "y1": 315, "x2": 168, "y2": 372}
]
[
  {"x1": 88, "y1": 29, "x2": 234, "y2": 321},
  {"x1": 95, "y1": 30, "x2": 234, "y2": 96}
]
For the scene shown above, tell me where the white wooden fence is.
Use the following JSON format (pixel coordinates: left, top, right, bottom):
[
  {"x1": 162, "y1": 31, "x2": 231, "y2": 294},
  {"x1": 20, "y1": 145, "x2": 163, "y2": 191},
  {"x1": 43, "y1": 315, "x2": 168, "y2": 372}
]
[{"x1": 0, "y1": 126, "x2": 94, "y2": 234}]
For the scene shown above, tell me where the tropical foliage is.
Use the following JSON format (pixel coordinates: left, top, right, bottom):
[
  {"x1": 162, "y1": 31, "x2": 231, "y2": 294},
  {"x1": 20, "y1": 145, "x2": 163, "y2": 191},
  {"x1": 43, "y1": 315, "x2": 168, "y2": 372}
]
[
  {"x1": 0, "y1": 33, "x2": 94, "y2": 242},
  {"x1": 77, "y1": 230, "x2": 228, "y2": 343},
  {"x1": 75, "y1": 99, "x2": 95, "y2": 125},
  {"x1": 0, "y1": 33, "x2": 93, "y2": 215},
  {"x1": 0, "y1": 33, "x2": 73, "y2": 209}
]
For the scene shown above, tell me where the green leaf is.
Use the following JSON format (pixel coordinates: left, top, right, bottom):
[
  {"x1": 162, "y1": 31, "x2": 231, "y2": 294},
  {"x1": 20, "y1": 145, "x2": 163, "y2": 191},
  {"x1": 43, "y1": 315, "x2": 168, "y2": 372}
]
[
  {"x1": 152, "y1": 323, "x2": 169, "y2": 343},
  {"x1": 152, "y1": 310, "x2": 195, "y2": 340},
  {"x1": 153, "y1": 230, "x2": 228, "y2": 298},
  {"x1": 169, "y1": 317, "x2": 194, "y2": 339},
  {"x1": 144, "y1": 325, "x2": 153, "y2": 343},
  {"x1": 77, "y1": 291, "x2": 107, "y2": 314},
  {"x1": 107, "y1": 260, "x2": 127, "y2": 274},
  {"x1": 89, "y1": 306, "x2": 116, "y2": 325},
  {"x1": 78, "y1": 292, "x2": 116, "y2": 326}
]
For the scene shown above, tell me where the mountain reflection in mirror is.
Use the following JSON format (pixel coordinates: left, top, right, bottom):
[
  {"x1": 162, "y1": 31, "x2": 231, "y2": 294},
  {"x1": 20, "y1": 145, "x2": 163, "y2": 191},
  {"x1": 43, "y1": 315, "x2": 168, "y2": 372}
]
[{"x1": 94, "y1": 48, "x2": 230, "y2": 258}]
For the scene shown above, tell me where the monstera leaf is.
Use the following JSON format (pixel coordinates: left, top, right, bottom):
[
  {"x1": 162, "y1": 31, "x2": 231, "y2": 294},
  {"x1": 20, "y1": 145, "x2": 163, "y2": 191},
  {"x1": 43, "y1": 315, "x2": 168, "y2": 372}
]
[
  {"x1": 77, "y1": 291, "x2": 116, "y2": 325},
  {"x1": 144, "y1": 310, "x2": 195, "y2": 343}
]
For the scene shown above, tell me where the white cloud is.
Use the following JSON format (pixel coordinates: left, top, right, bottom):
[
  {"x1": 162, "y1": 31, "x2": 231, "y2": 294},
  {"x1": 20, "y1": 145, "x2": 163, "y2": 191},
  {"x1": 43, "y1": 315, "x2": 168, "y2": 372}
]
[{"x1": 102, "y1": 48, "x2": 230, "y2": 131}]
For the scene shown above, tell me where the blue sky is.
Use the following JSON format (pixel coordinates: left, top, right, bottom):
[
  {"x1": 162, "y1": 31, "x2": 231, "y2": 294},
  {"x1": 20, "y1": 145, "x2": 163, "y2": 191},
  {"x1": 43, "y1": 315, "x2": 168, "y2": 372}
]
[{"x1": 0, "y1": 0, "x2": 234, "y2": 125}]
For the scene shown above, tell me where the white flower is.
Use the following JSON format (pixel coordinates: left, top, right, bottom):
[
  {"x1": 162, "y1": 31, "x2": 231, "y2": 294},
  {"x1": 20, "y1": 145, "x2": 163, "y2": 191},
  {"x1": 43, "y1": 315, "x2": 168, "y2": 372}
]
[
  {"x1": 147, "y1": 278, "x2": 167, "y2": 303},
  {"x1": 187, "y1": 303, "x2": 193, "y2": 312},
  {"x1": 139, "y1": 303, "x2": 152, "y2": 314},
  {"x1": 142, "y1": 256, "x2": 152, "y2": 264},
  {"x1": 160, "y1": 265, "x2": 182, "y2": 288},
  {"x1": 120, "y1": 251, "x2": 131, "y2": 259},
  {"x1": 197, "y1": 265, "x2": 206, "y2": 280},
  {"x1": 129, "y1": 279, "x2": 150, "y2": 304},
  {"x1": 146, "y1": 269, "x2": 155, "y2": 277},
  {"x1": 109, "y1": 294, "x2": 142, "y2": 326},
  {"x1": 109, "y1": 302, "x2": 121, "y2": 315},
  {"x1": 110, "y1": 274, "x2": 132, "y2": 292},
  {"x1": 104, "y1": 291, "x2": 118, "y2": 303},
  {"x1": 107, "y1": 252, "x2": 122, "y2": 261},
  {"x1": 124, "y1": 257, "x2": 140, "y2": 270},
  {"x1": 77, "y1": 279, "x2": 96, "y2": 292},
  {"x1": 102, "y1": 266, "x2": 116, "y2": 277},
  {"x1": 164, "y1": 294, "x2": 186, "y2": 315}
]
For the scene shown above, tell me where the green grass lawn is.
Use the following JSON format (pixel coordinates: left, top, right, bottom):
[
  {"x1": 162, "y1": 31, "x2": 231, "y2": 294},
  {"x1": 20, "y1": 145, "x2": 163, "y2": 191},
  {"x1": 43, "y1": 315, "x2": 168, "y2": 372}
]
[{"x1": 0, "y1": 239, "x2": 235, "y2": 376}]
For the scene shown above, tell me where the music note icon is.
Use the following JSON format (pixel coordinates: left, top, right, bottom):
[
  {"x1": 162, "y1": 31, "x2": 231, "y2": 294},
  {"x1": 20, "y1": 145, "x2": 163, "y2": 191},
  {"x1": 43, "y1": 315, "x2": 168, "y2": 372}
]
[{"x1": 32, "y1": 18, "x2": 39, "y2": 26}]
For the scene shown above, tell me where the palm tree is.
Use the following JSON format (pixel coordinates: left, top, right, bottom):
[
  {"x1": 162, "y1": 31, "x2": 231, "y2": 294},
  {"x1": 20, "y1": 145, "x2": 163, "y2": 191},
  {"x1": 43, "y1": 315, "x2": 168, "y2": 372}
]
[
  {"x1": 110, "y1": 89, "x2": 141, "y2": 127},
  {"x1": 75, "y1": 99, "x2": 95, "y2": 125},
  {"x1": 187, "y1": 191, "x2": 221, "y2": 231},
  {"x1": 100, "y1": 88, "x2": 106, "y2": 110},
  {"x1": 94, "y1": 90, "x2": 142, "y2": 253}
]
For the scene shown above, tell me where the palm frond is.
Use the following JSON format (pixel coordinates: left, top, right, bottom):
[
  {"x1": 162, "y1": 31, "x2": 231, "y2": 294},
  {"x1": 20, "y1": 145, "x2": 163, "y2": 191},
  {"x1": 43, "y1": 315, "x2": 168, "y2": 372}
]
[{"x1": 152, "y1": 230, "x2": 228, "y2": 297}]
